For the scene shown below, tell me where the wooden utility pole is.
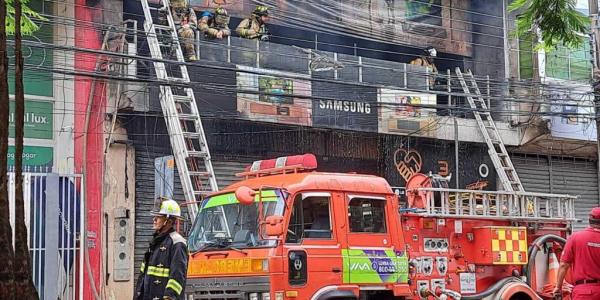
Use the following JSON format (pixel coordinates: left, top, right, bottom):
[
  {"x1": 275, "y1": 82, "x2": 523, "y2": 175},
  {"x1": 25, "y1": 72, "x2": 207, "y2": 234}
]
[
  {"x1": 13, "y1": 0, "x2": 38, "y2": 298},
  {"x1": 0, "y1": 0, "x2": 16, "y2": 297}
]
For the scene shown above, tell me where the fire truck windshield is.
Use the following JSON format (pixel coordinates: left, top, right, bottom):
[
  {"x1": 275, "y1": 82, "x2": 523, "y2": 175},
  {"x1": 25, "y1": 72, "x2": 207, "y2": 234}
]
[{"x1": 188, "y1": 189, "x2": 285, "y2": 252}]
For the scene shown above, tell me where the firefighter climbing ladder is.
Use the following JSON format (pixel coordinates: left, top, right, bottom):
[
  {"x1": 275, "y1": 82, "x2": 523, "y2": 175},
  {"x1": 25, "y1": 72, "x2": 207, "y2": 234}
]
[
  {"x1": 141, "y1": 0, "x2": 218, "y2": 221},
  {"x1": 455, "y1": 68, "x2": 524, "y2": 193}
]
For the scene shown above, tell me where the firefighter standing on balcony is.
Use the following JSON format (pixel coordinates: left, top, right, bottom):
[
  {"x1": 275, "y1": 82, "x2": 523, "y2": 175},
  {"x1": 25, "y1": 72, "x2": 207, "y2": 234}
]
[
  {"x1": 198, "y1": 7, "x2": 231, "y2": 40},
  {"x1": 553, "y1": 207, "x2": 600, "y2": 299},
  {"x1": 168, "y1": 0, "x2": 198, "y2": 61},
  {"x1": 236, "y1": 5, "x2": 270, "y2": 41},
  {"x1": 410, "y1": 47, "x2": 438, "y2": 88},
  {"x1": 135, "y1": 199, "x2": 189, "y2": 300}
]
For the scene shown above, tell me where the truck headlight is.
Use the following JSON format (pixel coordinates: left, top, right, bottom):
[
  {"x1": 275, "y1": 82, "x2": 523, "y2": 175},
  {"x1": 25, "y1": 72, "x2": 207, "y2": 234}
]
[
  {"x1": 261, "y1": 292, "x2": 270, "y2": 300},
  {"x1": 249, "y1": 293, "x2": 259, "y2": 300}
]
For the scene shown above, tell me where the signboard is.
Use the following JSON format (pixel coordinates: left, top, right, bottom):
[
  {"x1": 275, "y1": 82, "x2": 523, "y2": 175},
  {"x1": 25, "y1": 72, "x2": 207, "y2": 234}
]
[
  {"x1": 383, "y1": 137, "x2": 496, "y2": 190},
  {"x1": 9, "y1": 100, "x2": 53, "y2": 139},
  {"x1": 8, "y1": 0, "x2": 54, "y2": 97},
  {"x1": 237, "y1": 66, "x2": 312, "y2": 126},
  {"x1": 7, "y1": 146, "x2": 53, "y2": 169},
  {"x1": 378, "y1": 89, "x2": 437, "y2": 135},
  {"x1": 548, "y1": 91, "x2": 596, "y2": 141},
  {"x1": 312, "y1": 81, "x2": 378, "y2": 132}
]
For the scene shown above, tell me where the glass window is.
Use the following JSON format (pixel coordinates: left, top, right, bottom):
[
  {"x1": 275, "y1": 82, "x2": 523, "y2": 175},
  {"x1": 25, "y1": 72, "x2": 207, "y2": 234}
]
[
  {"x1": 518, "y1": 33, "x2": 535, "y2": 80},
  {"x1": 348, "y1": 198, "x2": 387, "y2": 233},
  {"x1": 187, "y1": 189, "x2": 285, "y2": 252},
  {"x1": 406, "y1": 0, "x2": 443, "y2": 26},
  {"x1": 546, "y1": 39, "x2": 592, "y2": 82},
  {"x1": 286, "y1": 194, "x2": 332, "y2": 243}
]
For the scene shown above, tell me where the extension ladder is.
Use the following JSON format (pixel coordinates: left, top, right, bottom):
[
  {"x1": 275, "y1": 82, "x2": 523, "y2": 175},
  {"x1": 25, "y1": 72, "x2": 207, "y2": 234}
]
[
  {"x1": 140, "y1": 0, "x2": 218, "y2": 221},
  {"x1": 455, "y1": 68, "x2": 524, "y2": 193}
]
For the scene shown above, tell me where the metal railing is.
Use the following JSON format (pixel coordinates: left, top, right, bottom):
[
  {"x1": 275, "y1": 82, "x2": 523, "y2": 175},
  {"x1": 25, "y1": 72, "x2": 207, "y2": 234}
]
[
  {"x1": 407, "y1": 187, "x2": 577, "y2": 222},
  {"x1": 8, "y1": 173, "x2": 84, "y2": 300}
]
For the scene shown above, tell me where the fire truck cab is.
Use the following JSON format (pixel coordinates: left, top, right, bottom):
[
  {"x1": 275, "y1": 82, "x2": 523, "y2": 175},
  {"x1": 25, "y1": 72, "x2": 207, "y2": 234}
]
[{"x1": 186, "y1": 154, "x2": 577, "y2": 300}]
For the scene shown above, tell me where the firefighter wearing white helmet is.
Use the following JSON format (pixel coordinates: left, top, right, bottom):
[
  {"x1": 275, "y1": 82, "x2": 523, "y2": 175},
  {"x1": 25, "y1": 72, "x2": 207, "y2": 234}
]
[{"x1": 135, "y1": 198, "x2": 189, "y2": 300}]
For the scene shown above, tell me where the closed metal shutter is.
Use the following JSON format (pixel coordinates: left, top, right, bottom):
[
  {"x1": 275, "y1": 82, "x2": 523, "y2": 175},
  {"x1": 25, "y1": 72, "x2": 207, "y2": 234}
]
[
  {"x1": 134, "y1": 152, "x2": 251, "y2": 277},
  {"x1": 513, "y1": 154, "x2": 599, "y2": 231}
]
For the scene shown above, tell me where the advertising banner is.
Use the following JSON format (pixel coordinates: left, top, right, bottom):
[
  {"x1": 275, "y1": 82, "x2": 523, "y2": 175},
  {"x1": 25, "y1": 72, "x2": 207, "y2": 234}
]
[
  {"x1": 382, "y1": 137, "x2": 496, "y2": 190},
  {"x1": 9, "y1": 100, "x2": 53, "y2": 140},
  {"x1": 378, "y1": 88, "x2": 437, "y2": 135},
  {"x1": 237, "y1": 66, "x2": 312, "y2": 126},
  {"x1": 7, "y1": 146, "x2": 54, "y2": 169}
]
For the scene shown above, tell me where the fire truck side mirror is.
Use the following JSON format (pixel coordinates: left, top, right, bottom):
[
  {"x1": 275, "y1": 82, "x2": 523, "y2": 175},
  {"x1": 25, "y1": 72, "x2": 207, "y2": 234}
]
[
  {"x1": 235, "y1": 186, "x2": 256, "y2": 205},
  {"x1": 265, "y1": 215, "x2": 285, "y2": 237}
]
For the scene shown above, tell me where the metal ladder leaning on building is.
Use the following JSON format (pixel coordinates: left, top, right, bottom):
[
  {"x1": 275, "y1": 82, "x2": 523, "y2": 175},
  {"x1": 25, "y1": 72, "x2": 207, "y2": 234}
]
[
  {"x1": 455, "y1": 68, "x2": 524, "y2": 193},
  {"x1": 140, "y1": 0, "x2": 218, "y2": 221}
]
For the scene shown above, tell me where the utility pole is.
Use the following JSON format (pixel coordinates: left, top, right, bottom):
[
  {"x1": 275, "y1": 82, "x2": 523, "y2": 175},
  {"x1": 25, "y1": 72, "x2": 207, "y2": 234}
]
[{"x1": 590, "y1": 0, "x2": 600, "y2": 205}]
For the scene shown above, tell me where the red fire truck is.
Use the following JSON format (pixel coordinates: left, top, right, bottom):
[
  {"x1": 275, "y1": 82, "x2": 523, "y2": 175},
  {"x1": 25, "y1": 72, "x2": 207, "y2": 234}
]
[{"x1": 185, "y1": 154, "x2": 576, "y2": 300}]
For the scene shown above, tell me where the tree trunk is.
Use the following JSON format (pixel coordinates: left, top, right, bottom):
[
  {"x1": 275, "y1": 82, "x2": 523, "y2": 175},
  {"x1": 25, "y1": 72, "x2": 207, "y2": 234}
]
[
  {"x1": 14, "y1": 0, "x2": 39, "y2": 298},
  {"x1": 0, "y1": 0, "x2": 16, "y2": 297}
]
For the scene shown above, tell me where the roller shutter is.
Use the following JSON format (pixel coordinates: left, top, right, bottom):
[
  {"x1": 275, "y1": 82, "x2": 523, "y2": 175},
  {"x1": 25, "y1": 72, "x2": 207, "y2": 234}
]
[
  {"x1": 133, "y1": 152, "x2": 251, "y2": 277},
  {"x1": 512, "y1": 154, "x2": 599, "y2": 231}
]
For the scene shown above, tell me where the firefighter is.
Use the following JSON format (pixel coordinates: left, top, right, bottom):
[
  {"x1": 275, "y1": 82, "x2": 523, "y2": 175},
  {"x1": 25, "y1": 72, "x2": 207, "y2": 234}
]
[
  {"x1": 410, "y1": 47, "x2": 438, "y2": 88},
  {"x1": 236, "y1": 5, "x2": 270, "y2": 41},
  {"x1": 135, "y1": 199, "x2": 188, "y2": 300},
  {"x1": 553, "y1": 207, "x2": 600, "y2": 300},
  {"x1": 198, "y1": 7, "x2": 231, "y2": 40},
  {"x1": 169, "y1": 0, "x2": 198, "y2": 61}
]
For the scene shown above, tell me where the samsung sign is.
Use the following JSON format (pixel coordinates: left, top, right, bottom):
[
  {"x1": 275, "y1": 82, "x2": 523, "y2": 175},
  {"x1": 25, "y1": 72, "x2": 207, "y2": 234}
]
[
  {"x1": 318, "y1": 100, "x2": 372, "y2": 114},
  {"x1": 312, "y1": 82, "x2": 378, "y2": 132}
]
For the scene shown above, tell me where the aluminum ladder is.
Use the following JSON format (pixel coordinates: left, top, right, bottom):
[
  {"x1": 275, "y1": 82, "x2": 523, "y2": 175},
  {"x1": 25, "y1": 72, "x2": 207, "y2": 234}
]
[
  {"x1": 141, "y1": 0, "x2": 218, "y2": 221},
  {"x1": 406, "y1": 187, "x2": 577, "y2": 223},
  {"x1": 455, "y1": 68, "x2": 524, "y2": 192}
]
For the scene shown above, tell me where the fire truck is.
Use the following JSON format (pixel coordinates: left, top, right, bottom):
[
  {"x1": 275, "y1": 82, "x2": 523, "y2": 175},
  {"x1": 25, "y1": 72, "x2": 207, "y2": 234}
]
[{"x1": 185, "y1": 154, "x2": 577, "y2": 300}]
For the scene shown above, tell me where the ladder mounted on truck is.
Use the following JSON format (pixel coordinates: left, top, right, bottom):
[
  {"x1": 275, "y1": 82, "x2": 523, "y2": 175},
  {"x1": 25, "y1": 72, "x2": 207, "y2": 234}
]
[
  {"x1": 140, "y1": 0, "x2": 218, "y2": 221},
  {"x1": 455, "y1": 68, "x2": 524, "y2": 193},
  {"x1": 405, "y1": 187, "x2": 577, "y2": 223}
]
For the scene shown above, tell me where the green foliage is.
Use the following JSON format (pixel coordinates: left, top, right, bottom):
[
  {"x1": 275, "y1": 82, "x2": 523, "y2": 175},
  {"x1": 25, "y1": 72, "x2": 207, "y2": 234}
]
[
  {"x1": 5, "y1": 0, "x2": 46, "y2": 35},
  {"x1": 509, "y1": 0, "x2": 590, "y2": 50}
]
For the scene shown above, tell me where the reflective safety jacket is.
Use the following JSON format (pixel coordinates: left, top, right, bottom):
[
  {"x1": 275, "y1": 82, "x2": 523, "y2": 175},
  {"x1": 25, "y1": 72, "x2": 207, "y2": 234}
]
[
  {"x1": 135, "y1": 230, "x2": 188, "y2": 300},
  {"x1": 236, "y1": 17, "x2": 263, "y2": 39}
]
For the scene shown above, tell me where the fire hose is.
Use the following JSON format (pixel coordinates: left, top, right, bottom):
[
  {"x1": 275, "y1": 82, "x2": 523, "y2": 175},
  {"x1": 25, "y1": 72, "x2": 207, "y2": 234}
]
[
  {"x1": 524, "y1": 234, "x2": 566, "y2": 286},
  {"x1": 460, "y1": 277, "x2": 524, "y2": 300}
]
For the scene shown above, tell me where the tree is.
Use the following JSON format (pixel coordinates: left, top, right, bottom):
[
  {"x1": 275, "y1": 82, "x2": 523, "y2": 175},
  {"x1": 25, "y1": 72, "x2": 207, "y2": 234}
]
[
  {"x1": 510, "y1": 0, "x2": 590, "y2": 49},
  {"x1": 0, "y1": 0, "x2": 44, "y2": 298},
  {"x1": 13, "y1": 0, "x2": 38, "y2": 298},
  {"x1": 0, "y1": 0, "x2": 16, "y2": 298}
]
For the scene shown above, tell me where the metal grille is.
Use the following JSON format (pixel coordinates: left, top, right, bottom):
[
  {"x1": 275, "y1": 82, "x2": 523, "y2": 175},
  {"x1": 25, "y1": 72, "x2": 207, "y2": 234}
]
[{"x1": 8, "y1": 173, "x2": 84, "y2": 300}]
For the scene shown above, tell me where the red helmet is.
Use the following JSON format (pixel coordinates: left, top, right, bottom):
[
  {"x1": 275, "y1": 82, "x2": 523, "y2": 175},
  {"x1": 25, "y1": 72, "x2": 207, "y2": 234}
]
[{"x1": 590, "y1": 207, "x2": 600, "y2": 224}]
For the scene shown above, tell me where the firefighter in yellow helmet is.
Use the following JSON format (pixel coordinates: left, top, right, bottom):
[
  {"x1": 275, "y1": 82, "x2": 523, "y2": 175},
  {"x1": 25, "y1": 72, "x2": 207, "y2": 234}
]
[
  {"x1": 168, "y1": 0, "x2": 198, "y2": 61},
  {"x1": 410, "y1": 47, "x2": 438, "y2": 88},
  {"x1": 198, "y1": 7, "x2": 231, "y2": 40},
  {"x1": 236, "y1": 5, "x2": 270, "y2": 41},
  {"x1": 135, "y1": 199, "x2": 188, "y2": 300}
]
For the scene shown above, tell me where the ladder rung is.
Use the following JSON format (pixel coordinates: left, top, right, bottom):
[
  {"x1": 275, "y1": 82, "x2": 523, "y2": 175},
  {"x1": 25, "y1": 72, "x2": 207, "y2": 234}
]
[
  {"x1": 193, "y1": 190, "x2": 212, "y2": 196},
  {"x1": 189, "y1": 171, "x2": 211, "y2": 177},
  {"x1": 153, "y1": 24, "x2": 173, "y2": 31},
  {"x1": 183, "y1": 132, "x2": 202, "y2": 139},
  {"x1": 187, "y1": 150, "x2": 208, "y2": 158},
  {"x1": 178, "y1": 113, "x2": 198, "y2": 121},
  {"x1": 173, "y1": 95, "x2": 192, "y2": 103},
  {"x1": 168, "y1": 77, "x2": 189, "y2": 83}
]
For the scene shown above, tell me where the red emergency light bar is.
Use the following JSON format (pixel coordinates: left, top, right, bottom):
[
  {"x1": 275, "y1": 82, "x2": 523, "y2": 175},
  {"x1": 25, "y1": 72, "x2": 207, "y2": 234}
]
[{"x1": 236, "y1": 153, "x2": 318, "y2": 178}]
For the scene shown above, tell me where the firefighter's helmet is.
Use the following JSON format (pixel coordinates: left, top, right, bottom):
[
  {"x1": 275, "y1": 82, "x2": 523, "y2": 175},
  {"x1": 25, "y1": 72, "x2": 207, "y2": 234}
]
[
  {"x1": 425, "y1": 46, "x2": 437, "y2": 57},
  {"x1": 152, "y1": 198, "x2": 182, "y2": 219},
  {"x1": 214, "y1": 7, "x2": 230, "y2": 26},
  {"x1": 253, "y1": 5, "x2": 269, "y2": 17}
]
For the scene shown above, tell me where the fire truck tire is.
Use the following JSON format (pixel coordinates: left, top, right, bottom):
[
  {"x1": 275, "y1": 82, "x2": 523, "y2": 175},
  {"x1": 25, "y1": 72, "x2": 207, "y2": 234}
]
[{"x1": 311, "y1": 288, "x2": 358, "y2": 300}]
